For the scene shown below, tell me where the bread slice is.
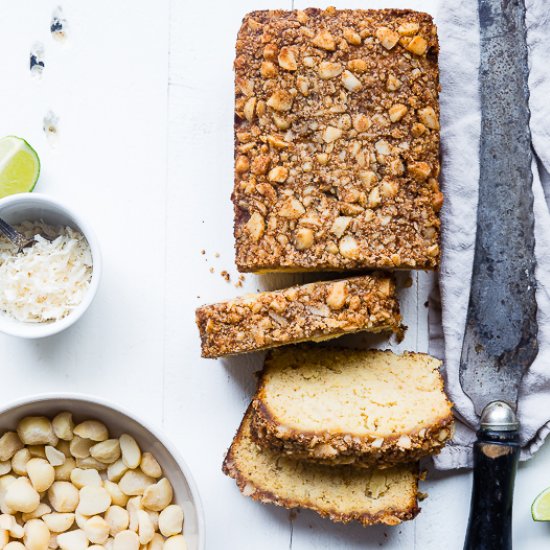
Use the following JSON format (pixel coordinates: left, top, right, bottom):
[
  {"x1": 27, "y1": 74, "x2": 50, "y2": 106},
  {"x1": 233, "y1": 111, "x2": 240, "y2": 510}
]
[
  {"x1": 223, "y1": 407, "x2": 420, "y2": 526},
  {"x1": 250, "y1": 347, "x2": 453, "y2": 468},
  {"x1": 234, "y1": 9, "x2": 441, "y2": 273},
  {"x1": 196, "y1": 274, "x2": 401, "y2": 358}
]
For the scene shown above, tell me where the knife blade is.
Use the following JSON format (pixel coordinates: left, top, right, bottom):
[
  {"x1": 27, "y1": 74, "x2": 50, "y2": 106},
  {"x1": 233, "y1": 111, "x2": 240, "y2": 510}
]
[
  {"x1": 460, "y1": 0, "x2": 538, "y2": 548},
  {"x1": 459, "y1": 0, "x2": 538, "y2": 415}
]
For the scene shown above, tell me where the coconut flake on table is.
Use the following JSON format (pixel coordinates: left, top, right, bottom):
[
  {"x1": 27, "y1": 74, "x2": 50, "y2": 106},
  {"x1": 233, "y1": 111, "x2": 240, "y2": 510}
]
[{"x1": 0, "y1": 221, "x2": 92, "y2": 323}]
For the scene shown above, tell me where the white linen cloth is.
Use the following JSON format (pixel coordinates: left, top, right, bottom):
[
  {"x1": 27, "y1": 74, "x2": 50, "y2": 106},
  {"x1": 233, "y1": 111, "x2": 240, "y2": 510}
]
[{"x1": 431, "y1": 0, "x2": 550, "y2": 469}]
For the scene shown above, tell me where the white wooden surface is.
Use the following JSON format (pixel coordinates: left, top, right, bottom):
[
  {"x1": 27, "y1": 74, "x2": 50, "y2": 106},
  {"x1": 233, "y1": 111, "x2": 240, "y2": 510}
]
[{"x1": 1, "y1": 1, "x2": 550, "y2": 548}]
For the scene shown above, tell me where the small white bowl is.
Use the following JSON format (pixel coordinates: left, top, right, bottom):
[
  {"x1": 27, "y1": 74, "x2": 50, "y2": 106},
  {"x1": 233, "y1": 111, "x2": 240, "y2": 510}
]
[
  {"x1": 0, "y1": 193, "x2": 101, "y2": 338},
  {"x1": 0, "y1": 393, "x2": 206, "y2": 550}
]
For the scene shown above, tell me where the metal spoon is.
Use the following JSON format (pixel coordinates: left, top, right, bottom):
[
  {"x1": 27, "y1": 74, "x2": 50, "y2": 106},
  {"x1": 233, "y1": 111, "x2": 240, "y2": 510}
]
[{"x1": 0, "y1": 217, "x2": 36, "y2": 252}]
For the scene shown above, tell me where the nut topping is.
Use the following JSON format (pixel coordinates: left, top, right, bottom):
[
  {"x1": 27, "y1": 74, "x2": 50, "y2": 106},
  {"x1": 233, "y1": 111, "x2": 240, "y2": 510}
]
[
  {"x1": 386, "y1": 74, "x2": 402, "y2": 91},
  {"x1": 278, "y1": 46, "x2": 298, "y2": 71},
  {"x1": 318, "y1": 62, "x2": 343, "y2": 79},
  {"x1": 398, "y1": 22, "x2": 420, "y2": 36},
  {"x1": 263, "y1": 44, "x2": 277, "y2": 61},
  {"x1": 326, "y1": 281, "x2": 348, "y2": 310},
  {"x1": 341, "y1": 70, "x2": 362, "y2": 92},
  {"x1": 251, "y1": 155, "x2": 270, "y2": 175},
  {"x1": 273, "y1": 114, "x2": 291, "y2": 130},
  {"x1": 406, "y1": 35, "x2": 428, "y2": 56},
  {"x1": 433, "y1": 190, "x2": 444, "y2": 211},
  {"x1": 352, "y1": 114, "x2": 371, "y2": 133},
  {"x1": 267, "y1": 90, "x2": 293, "y2": 112},
  {"x1": 411, "y1": 122, "x2": 427, "y2": 137},
  {"x1": 295, "y1": 228, "x2": 314, "y2": 250},
  {"x1": 418, "y1": 107, "x2": 439, "y2": 130},
  {"x1": 279, "y1": 197, "x2": 305, "y2": 219},
  {"x1": 368, "y1": 187, "x2": 382, "y2": 208},
  {"x1": 343, "y1": 28, "x2": 362, "y2": 46},
  {"x1": 268, "y1": 166, "x2": 289, "y2": 183},
  {"x1": 407, "y1": 161, "x2": 432, "y2": 181},
  {"x1": 380, "y1": 180, "x2": 398, "y2": 198},
  {"x1": 236, "y1": 77, "x2": 254, "y2": 97},
  {"x1": 235, "y1": 156, "x2": 250, "y2": 173},
  {"x1": 260, "y1": 61, "x2": 277, "y2": 78},
  {"x1": 234, "y1": 9, "x2": 441, "y2": 272},
  {"x1": 246, "y1": 212, "x2": 265, "y2": 242},
  {"x1": 389, "y1": 104, "x2": 408, "y2": 122},
  {"x1": 330, "y1": 216, "x2": 352, "y2": 238},
  {"x1": 375, "y1": 140, "x2": 391, "y2": 156},
  {"x1": 196, "y1": 274, "x2": 400, "y2": 357},
  {"x1": 311, "y1": 29, "x2": 336, "y2": 50},
  {"x1": 296, "y1": 75, "x2": 309, "y2": 95},
  {"x1": 348, "y1": 59, "x2": 367, "y2": 73},
  {"x1": 322, "y1": 126, "x2": 343, "y2": 143},
  {"x1": 338, "y1": 235, "x2": 360, "y2": 259},
  {"x1": 376, "y1": 27, "x2": 400, "y2": 50},
  {"x1": 243, "y1": 97, "x2": 256, "y2": 121}
]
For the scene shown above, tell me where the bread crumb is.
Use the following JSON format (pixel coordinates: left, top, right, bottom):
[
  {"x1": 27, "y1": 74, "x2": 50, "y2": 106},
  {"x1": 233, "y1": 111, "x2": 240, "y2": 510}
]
[
  {"x1": 234, "y1": 275, "x2": 246, "y2": 288},
  {"x1": 220, "y1": 270, "x2": 231, "y2": 282},
  {"x1": 395, "y1": 325, "x2": 407, "y2": 344},
  {"x1": 209, "y1": 267, "x2": 215, "y2": 274}
]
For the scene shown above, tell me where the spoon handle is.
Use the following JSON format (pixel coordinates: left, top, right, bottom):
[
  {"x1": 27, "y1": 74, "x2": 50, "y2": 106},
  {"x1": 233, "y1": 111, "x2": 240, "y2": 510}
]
[{"x1": 0, "y1": 217, "x2": 32, "y2": 251}]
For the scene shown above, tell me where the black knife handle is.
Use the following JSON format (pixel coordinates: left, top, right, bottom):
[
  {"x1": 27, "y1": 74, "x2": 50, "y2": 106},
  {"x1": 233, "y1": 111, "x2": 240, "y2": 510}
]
[{"x1": 464, "y1": 402, "x2": 520, "y2": 550}]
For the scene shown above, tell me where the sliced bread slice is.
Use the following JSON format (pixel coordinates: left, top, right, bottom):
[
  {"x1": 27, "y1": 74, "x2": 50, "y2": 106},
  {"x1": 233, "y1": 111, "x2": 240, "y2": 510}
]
[
  {"x1": 250, "y1": 347, "x2": 453, "y2": 468},
  {"x1": 223, "y1": 407, "x2": 420, "y2": 526},
  {"x1": 196, "y1": 273, "x2": 401, "y2": 358}
]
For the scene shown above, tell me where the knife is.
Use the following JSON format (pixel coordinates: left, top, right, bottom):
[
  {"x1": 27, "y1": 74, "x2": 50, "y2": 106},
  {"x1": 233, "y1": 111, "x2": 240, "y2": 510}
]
[{"x1": 459, "y1": 0, "x2": 538, "y2": 549}]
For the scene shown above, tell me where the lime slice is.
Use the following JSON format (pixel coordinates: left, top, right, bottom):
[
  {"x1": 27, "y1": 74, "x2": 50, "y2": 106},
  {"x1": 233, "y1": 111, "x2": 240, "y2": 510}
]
[
  {"x1": 532, "y1": 488, "x2": 550, "y2": 521},
  {"x1": 0, "y1": 136, "x2": 40, "y2": 199}
]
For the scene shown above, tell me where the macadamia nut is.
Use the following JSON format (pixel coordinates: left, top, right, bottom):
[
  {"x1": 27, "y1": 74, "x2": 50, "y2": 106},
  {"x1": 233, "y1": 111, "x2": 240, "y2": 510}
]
[
  {"x1": 0, "y1": 414, "x2": 187, "y2": 549},
  {"x1": 17, "y1": 418, "x2": 57, "y2": 447},
  {"x1": 119, "y1": 436, "x2": 140, "y2": 470},
  {"x1": 73, "y1": 422, "x2": 108, "y2": 443},
  {"x1": 52, "y1": 414, "x2": 74, "y2": 442},
  {"x1": 158, "y1": 506, "x2": 183, "y2": 537}
]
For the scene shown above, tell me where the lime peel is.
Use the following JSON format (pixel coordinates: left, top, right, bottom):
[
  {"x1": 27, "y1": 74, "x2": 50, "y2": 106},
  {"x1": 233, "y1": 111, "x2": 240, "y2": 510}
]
[
  {"x1": 532, "y1": 487, "x2": 550, "y2": 521},
  {"x1": 0, "y1": 136, "x2": 40, "y2": 199}
]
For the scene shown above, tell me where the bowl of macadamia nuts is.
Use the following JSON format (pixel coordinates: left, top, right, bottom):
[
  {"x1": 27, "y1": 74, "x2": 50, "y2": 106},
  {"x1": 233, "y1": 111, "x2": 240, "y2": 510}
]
[{"x1": 0, "y1": 395, "x2": 205, "y2": 550}]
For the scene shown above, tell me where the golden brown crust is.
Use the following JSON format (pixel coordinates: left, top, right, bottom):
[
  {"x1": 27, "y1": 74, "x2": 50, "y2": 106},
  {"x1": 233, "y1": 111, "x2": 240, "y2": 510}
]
[
  {"x1": 250, "y1": 347, "x2": 454, "y2": 468},
  {"x1": 233, "y1": 8, "x2": 441, "y2": 273},
  {"x1": 195, "y1": 273, "x2": 401, "y2": 358},
  {"x1": 250, "y1": 402, "x2": 454, "y2": 468},
  {"x1": 222, "y1": 406, "x2": 420, "y2": 526}
]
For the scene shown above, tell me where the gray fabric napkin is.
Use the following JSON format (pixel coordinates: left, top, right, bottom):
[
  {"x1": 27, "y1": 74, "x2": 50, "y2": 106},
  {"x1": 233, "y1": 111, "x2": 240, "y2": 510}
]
[{"x1": 430, "y1": 0, "x2": 550, "y2": 469}]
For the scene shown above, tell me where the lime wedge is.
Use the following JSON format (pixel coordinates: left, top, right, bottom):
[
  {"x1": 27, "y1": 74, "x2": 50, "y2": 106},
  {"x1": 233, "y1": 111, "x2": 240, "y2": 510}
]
[
  {"x1": 0, "y1": 136, "x2": 40, "y2": 199},
  {"x1": 532, "y1": 487, "x2": 550, "y2": 521}
]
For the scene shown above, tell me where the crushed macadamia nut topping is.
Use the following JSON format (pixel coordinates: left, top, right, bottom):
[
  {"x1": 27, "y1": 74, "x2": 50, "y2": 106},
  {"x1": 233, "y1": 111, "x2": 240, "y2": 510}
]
[{"x1": 233, "y1": 8, "x2": 442, "y2": 272}]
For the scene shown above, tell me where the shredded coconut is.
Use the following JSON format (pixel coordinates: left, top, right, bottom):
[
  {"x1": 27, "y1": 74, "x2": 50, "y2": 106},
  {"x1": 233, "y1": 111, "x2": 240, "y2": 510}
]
[{"x1": 0, "y1": 221, "x2": 93, "y2": 323}]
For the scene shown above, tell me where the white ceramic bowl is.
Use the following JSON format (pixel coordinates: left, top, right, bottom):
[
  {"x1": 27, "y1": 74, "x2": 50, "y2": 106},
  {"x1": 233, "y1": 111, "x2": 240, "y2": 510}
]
[
  {"x1": 0, "y1": 193, "x2": 101, "y2": 338},
  {"x1": 0, "y1": 394, "x2": 205, "y2": 550}
]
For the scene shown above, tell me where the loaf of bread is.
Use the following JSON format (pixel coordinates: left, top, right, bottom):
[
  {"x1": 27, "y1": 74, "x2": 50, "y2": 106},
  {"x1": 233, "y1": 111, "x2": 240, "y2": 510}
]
[
  {"x1": 233, "y1": 8, "x2": 441, "y2": 273},
  {"x1": 195, "y1": 273, "x2": 401, "y2": 358},
  {"x1": 223, "y1": 407, "x2": 420, "y2": 526},
  {"x1": 250, "y1": 347, "x2": 453, "y2": 468}
]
